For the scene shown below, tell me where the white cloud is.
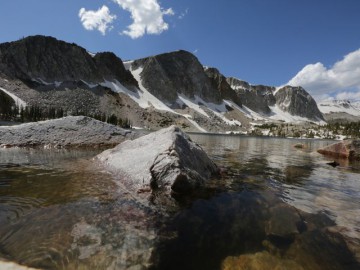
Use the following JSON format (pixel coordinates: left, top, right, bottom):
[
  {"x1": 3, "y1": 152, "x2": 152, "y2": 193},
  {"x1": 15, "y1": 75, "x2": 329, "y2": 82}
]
[
  {"x1": 335, "y1": 91, "x2": 360, "y2": 100},
  {"x1": 113, "y1": 0, "x2": 174, "y2": 39},
  {"x1": 288, "y1": 48, "x2": 360, "y2": 100},
  {"x1": 178, "y1": 8, "x2": 189, "y2": 20},
  {"x1": 79, "y1": 5, "x2": 117, "y2": 35}
]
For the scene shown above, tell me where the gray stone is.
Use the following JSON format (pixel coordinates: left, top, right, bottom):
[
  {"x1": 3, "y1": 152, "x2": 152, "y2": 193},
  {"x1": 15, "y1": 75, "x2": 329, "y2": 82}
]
[
  {"x1": 226, "y1": 77, "x2": 275, "y2": 114},
  {"x1": 266, "y1": 204, "x2": 302, "y2": 239},
  {"x1": 275, "y1": 86, "x2": 324, "y2": 121},
  {"x1": 204, "y1": 67, "x2": 242, "y2": 107},
  {"x1": 0, "y1": 260, "x2": 39, "y2": 270},
  {"x1": 96, "y1": 125, "x2": 219, "y2": 196},
  {"x1": 286, "y1": 228, "x2": 360, "y2": 270},
  {"x1": 0, "y1": 35, "x2": 136, "y2": 87},
  {"x1": 131, "y1": 50, "x2": 222, "y2": 105},
  {"x1": 0, "y1": 116, "x2": 133, "y2": 148}
]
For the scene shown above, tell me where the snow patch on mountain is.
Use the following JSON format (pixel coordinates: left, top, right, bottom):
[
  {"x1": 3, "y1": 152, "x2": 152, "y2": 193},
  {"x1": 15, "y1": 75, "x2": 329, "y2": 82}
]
[
  {"x1": 101, "y1": 70, "x2": 175, "y2": 113},
  {"x1": 177, "y1": 95, "x2": 209, "y2": 117},
  {"x1": 178, "y1": 96, "x2": 242, "y2": 127},
  {"x1": 123, "y1": 60, "x2": 134, "y2": 71},
  {"x1": 0, "y1": 87, "x2": 27, "y2": 108},
  {"x1": 101, "y1": 63, "x2": 324, "y2": 131},
  {"x1": 318, "y1": 100, "x2": 360, "y2": 116},
  {"x1": 237, "y1": 104, "x2": 266, "y2": 121},
  {"x1": 269, "y1": 105, "x2": 326, "y2": 124},
  {"x1": 273, "y1": 85, "x2": 285, "y2": 95},
  {"x1": 32, "y1": 78, "x2": 63, "y2": 87},
  {"x1": 81, "y1": 80, "x2": 97, "y2": 88},
  {"x1": 184, "y1": 116, "x2": 207, "y2": 132}
]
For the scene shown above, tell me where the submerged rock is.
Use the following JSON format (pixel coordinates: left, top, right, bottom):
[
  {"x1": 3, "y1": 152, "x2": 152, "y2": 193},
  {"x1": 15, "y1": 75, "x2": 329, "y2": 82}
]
[
  {"x1": 0, "y1": 261, "x2": 39, "y2": 270},
  {"x1": 317, "y1": 140, "x2": 360, "y2": 160},
  {"x1": 222, "y1": 251, "x2": 304, "y2": 270},
  {"x1": 96, "y1": 125, "x2": 219, "y2": 196},
  {"x1": 266, "y1": 204, "x2": 303, "y2": 241},
  {"x1": 293, "y1": 143, "x2": 305, "y2": 149},
  {"x1": 0, "y1": 116, "x2": 134, "y2": 148},
  {"x1": 286, "y1": 228, "x2": 360, "y2": 270}
]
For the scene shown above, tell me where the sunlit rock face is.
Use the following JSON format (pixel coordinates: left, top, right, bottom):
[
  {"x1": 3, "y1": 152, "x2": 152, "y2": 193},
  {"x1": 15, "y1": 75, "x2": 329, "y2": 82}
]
[
  {"x1": 0, "y1": 116, "x2": 133, "y2": 148},
  {"x1": 318, "y1": 140, "x2": 360, "y2": 160},
  {"x1": 96, "y1": 125, "x2": 219, "y2": 196},
  {"x1": 131, "y1": 50, "x2": 223, "y2": 105},
  {"x1": 275, "y1": 86, "x2": 324, "y2": 121},
  {"x1": 0, "y1": 260, "x2": 39, "y2": 270}
]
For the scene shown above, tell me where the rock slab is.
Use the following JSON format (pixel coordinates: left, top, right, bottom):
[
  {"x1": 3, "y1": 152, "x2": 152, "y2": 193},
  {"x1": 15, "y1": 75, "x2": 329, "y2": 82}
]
[
  {"x1": 0, "y1": 116, "x2": 133, "y2": 148},
  {"x1": 96, "y1": 125, "x2": 219, "y2": 195},
  {"x1": 317, "y1": 140, "x2": 360, "y2": 160}
]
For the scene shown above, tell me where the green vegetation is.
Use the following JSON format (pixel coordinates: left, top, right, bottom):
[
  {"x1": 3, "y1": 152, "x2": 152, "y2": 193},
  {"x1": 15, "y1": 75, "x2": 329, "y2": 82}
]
[
  {"x1": 254, "y1": 123, "x2": 277, "y2": 129},
  {"x1": 0, "y1": 91, "x2": 16, "y2": 119},
  {"x1": 325, "y1": 122, "x2": 360, "y2": 138},
  {"x1": 0, "y1": 94, "x2": 132, "y2": 129}
]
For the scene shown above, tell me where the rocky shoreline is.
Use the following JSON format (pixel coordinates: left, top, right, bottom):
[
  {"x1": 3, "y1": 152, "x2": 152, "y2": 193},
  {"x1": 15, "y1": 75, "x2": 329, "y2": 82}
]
[
  {"x1": 0, "y1": 116, "x2": 137, "y2": 149},
  {"x1": 1, "y1": 117, "x2": 360, "y2": 269}
]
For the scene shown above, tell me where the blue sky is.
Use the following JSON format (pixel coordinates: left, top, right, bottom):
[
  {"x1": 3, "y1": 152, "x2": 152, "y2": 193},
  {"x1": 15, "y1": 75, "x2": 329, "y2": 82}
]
[{"x1": 1, "y1": 0, "x2": 360, "y2": 100}]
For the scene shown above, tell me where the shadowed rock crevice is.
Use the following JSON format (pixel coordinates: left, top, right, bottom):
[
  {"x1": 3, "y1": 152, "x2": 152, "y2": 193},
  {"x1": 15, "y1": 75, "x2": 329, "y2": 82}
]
[
  {"x1": 226, "y1": 77, "x2": 275, "y2": 114},
  {"x1": 204, "y1": 67, "x2": 242, "y2": 108}
]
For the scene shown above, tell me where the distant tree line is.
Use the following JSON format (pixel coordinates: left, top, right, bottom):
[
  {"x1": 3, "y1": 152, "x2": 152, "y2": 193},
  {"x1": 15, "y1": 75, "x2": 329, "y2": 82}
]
[
  {"x1": 0, "y1": 90, "x2": 17, "y2": 119},
  {"x1": 88, "y1": 112, "x2": 132, "y2": 129},
  {"x1": 325, "y1": 122, "x2": 360, "y2": 138},
  {"x1": 0, "y1": 96, "x2": 132, "y2": 129}
]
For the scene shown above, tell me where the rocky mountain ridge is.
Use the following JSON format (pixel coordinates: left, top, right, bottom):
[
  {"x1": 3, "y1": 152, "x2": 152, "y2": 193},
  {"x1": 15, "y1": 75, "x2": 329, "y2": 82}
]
[
  {"x1": 318, "y1": 99, "x2": 360, "y2": 123},
  {"x1": 0, "y1": 35, "x2": 137, "y2": 87},
  {"x1": 0, "y1": 35, "x2": 326, "y2": 133}
]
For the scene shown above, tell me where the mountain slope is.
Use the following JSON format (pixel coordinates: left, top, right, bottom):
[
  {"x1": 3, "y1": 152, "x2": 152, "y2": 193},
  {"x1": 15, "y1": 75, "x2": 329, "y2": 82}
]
[
  {"x1": 0, "y1": 35, "x2": 136, "y2": 87},
  {"x1": 274, "y1": 86, "x2": 324, "y2": 121},
  {"x1": 318, "y1": 100, "x2": 360, "y2": 123},
  {"x1": 0, "y1": 35, "x2": 325, "y2": 132},
  {"x1": 130, "y1": 50, "x2": 222, "y2": 105},
  {"x1": 226, "y1": 77, "x2": 275, "y2": 114},
  {"x1": 318, "y1": 100, "x2": 360, "y2": 116}
]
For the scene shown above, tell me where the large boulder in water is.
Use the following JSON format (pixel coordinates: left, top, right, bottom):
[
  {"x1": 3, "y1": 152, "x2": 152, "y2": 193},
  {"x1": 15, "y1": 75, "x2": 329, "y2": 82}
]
[
  {"x1": 96, "y1": 125, "x2": 219, "y2": 196},
  {"x1": 317, "y1": 140, "x2": 360, "y2": 160}
]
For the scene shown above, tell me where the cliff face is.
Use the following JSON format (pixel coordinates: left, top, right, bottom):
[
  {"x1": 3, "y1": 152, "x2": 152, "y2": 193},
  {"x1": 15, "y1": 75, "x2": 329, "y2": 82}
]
[
  {"x1": 131, "y1": 50, "x2": 222, "y2": 105},
  {"x1": 226, "y1": 77, "x2": 324, "y2": 121},
  {"x1": 93, "y1": 52, "x2": 138, "y2": 86},
  {"x1": 226, "y1": 77, "x2": 275, "y2": 114},
  {"x1": 275, "y1": 86, "x2": 325, "y2": 121},
  {"x1": 0, "y1": 36, "x2": 136, "y2": 86},
  {"x1": 204, "y1": 68, "x2": 242, "y2": 107}
]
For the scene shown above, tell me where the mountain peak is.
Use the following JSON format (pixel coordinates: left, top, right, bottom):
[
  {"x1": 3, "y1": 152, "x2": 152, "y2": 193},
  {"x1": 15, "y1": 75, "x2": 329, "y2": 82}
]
[{"x1": 0, "y1": 35, "x2": 136, "y2": 86}]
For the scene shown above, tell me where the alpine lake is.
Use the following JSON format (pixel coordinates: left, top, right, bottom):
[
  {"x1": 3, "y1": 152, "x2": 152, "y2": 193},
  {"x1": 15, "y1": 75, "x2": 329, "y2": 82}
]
[{"x1": 0, "y1": 134, "x2": 360, "y2": 270}]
